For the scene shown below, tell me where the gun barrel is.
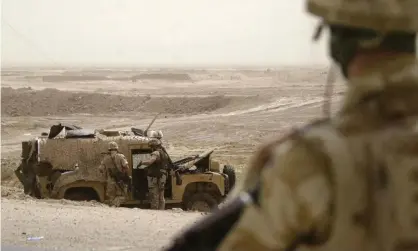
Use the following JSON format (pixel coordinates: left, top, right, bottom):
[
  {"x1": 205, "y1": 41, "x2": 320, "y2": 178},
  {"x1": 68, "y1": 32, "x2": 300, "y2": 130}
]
[
  {"x1": 165, "y1": 196, "x2": 246, "y2": 251},
  {"x1": 144, "y1": 113, "x2": 159, "y2": 133},
  {"x1": 197, "y1": 149, "x2": 214, "y2": 158},
  {"x1": 173, "y1": 156, "x2": 195, "y2": 166},
  {"x1": 165, "y1": 184, "x2": 259, "y2": 251}
]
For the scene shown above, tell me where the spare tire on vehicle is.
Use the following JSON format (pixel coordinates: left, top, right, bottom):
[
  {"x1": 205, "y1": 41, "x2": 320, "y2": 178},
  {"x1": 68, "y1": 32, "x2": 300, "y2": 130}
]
[{"x1": 223, "y1": 165, "x2": 236, "y2": 190}]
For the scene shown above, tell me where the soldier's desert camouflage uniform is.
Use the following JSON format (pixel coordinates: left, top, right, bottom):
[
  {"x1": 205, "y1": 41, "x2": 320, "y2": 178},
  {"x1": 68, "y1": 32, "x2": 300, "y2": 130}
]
[
  {"x1": 99, "y1": 142, "x2": 129, "y2": 207},
  {"x1": 147, "y1": 150, "x2": 167, "y2": 210},
  {"x1": 217, "y1": 0, "x2": 418, "y2": 250},
  {"x1": 219, "y1": 57, "x2": 418, "y2": 251}
]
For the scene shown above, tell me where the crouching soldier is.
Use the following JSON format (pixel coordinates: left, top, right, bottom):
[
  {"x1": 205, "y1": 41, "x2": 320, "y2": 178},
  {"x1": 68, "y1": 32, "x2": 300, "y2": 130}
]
[{"x1": 137, "y1": 139, "x2": 169, "y2": 210}]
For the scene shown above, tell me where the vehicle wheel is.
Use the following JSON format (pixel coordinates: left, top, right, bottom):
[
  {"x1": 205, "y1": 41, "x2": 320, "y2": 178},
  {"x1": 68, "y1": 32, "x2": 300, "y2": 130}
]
[
  {"x1": 223, "y1": 165, "x2": 236, "y2": 190},
  {"x1": 64, "y1": 192, "x2": 91, "y2": 201},
  {"x1": 64, "y1": 188, "x2": 99, "y2": 201},
  {"x1": 185, "y1": 193, "x2": 219, "y2": 212}
]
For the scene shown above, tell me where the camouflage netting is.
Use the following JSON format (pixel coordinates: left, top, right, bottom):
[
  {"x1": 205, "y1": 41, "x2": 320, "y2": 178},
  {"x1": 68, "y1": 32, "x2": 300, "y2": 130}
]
[{"x1": 37, "y1": 134, "x2": 151, "y2": 173}]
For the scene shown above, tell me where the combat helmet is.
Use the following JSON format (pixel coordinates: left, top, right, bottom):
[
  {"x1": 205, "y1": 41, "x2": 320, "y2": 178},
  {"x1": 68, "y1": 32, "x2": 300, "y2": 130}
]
[
  {"x1": 306, "y1": 0, "x2": 418, "y2": 33},
  {"x1": 148, "y1": 139, "x2": 162, "y2": 148},
  {"x1": 147, "y1": 130, "x2": 164, "y2": 139},
  {"x1": 108, "y1": 141, "x2": 119, "y2": 151},
  {"x1": 306, "y1": 0, "x2": 417, "y2": 78}
]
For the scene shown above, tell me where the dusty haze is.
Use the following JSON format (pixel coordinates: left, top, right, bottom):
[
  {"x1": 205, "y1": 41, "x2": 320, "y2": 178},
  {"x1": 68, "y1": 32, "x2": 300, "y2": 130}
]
[
  {"x1": 1, "y1": 66, "x2": 345, "y2": 251},
  {"x1": 2, "y1": 0, "x2": 329, "y2": 67},
  {"x1": 1, "y1": 1, "x2": 341, "y2": 250}
]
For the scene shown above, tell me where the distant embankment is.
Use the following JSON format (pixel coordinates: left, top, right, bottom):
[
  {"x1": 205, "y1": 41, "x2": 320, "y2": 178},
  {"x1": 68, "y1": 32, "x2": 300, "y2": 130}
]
[
  {"x1": 1, "y1": 87, "x2": 237, "y2": 117},
  {"x1": 40, "y1": 73, "x2": 193, "y2": 82}
]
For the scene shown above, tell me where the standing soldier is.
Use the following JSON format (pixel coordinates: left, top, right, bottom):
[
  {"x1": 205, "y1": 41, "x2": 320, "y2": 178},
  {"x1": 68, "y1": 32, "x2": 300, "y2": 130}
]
[
  {"x1": 165, "y1": 0, "x2": 418, "y2": 250},
  {"x1": 99, "y1": 141, "x2": 130, "y2": 207},
  {"x1": 137, "y1": 139, "x2": 169, "y2": 210},
  {"x1": 217, "y1": 1, "x2": 418, "y2": 250}
]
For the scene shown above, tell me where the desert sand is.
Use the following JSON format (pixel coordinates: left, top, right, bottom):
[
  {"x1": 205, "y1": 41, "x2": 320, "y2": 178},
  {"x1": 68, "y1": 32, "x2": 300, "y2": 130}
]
[{"x1": 1, "y1": 67, "x2": 345, "y2": 250}]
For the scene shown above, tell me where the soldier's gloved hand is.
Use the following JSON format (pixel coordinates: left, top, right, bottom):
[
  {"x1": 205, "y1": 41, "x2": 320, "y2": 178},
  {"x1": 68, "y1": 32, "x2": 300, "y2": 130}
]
[{"x1": 137, "y1": 160, "x2": 142, "y2": 168}]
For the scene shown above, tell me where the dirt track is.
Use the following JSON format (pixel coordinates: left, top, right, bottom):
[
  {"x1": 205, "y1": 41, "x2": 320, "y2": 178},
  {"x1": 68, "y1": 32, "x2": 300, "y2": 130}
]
[{"x1": 1, "y1": 67, "x2": 345, "y2": 250}]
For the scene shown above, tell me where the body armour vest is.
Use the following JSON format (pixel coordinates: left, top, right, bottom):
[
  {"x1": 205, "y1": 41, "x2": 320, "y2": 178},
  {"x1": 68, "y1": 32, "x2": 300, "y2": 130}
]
[
  {"x1": 291, "y1": 56, "x2": 418, "y2": 251},
  {"x1": 295, "y1": 115, "x2": 418, "y2": 251},
  {"x1": 147, "y1": 149, "x2": 169, "y2": 178}
]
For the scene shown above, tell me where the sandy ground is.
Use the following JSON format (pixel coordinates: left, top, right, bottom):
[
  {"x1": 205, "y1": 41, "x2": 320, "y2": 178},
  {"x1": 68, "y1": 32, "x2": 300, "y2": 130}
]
[
  {"x1": 1, "y1": 67, "x2": 345, "y2": 250},
  {"x1": 1, "y1": 197, "x2": 202, "y2": 251}
]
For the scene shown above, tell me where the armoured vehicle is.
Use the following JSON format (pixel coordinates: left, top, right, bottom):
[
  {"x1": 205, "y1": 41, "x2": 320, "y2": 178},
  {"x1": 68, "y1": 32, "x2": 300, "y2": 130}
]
[{"x1": 15, "y1": 122, "x2": 236, "y2": 212}]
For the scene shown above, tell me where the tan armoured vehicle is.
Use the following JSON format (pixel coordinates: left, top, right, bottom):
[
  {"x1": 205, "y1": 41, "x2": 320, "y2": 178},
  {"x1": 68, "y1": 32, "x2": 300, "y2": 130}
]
[{"x1": 15, "y1": 123, "x2": 236, "y2": 212}]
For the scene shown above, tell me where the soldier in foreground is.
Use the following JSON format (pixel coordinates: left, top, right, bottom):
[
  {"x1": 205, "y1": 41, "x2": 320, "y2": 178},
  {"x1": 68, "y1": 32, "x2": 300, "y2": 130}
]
[
  {"x1": 99, "y1": 141, "x2": 130, "y2": 207},
  {"x1": 165, "y1": 0, "x2": 418, "y2": 250},
  {"x1": 137, "y1": 139, "x2": 170, "y2": 210}
]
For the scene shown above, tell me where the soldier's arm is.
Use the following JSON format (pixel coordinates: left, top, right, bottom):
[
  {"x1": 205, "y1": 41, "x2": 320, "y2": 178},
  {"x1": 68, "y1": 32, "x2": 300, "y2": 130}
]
[
  {"x1": 141, "y1": 151, "x2": 160, "y2": 166},
  {"x1": 218, "y1": 137, "x2": 333, "y2": 251},
  {"x1": 118, "y1": 155, "x2": 129, "y2": 173},
  {"x1": 98, "y1": 160, "x2": 106, "y2": 174}
]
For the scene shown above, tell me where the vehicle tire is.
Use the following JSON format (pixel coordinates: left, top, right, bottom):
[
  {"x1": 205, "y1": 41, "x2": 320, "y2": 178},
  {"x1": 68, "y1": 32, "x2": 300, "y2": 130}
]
[
  {"x1": 64, "y1": 188, "x2": 99, "y2": 201},
  {"x1": 223, "y1": 165, "x2": 236, "y2": 190},
  {"x1": 64, "y1": 192, "x2": 90, "y2": 201},
  {"x1": 184, "y1": 193, "x2": 219, "y2": 212}
]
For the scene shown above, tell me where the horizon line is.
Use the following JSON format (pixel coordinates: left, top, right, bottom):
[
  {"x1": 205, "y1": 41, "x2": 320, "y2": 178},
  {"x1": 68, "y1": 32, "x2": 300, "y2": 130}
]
[{"x1": 1, "y1": 62, "x2": 330, "y2": 70}]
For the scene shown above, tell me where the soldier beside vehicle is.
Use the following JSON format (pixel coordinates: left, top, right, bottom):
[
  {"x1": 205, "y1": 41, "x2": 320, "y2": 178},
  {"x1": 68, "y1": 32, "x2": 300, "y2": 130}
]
[
  {"x1": 99, "y1": 141, "x2": 131, "y2": 207},
  {"x1": 137, "y1": 139, "x2": 170, "y2": 210},
  {"x1": 16, "y1": 122, "x2": 234, "y2": 212},
  {"x1": 165, "y1": 0, "x2": 418, "y2": 250},
  {"x1": 100, "y1": 139, "x2": 170, "y2": 210}
]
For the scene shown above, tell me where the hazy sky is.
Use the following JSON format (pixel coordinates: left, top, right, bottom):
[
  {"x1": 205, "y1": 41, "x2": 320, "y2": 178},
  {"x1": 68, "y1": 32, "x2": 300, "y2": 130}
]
[{"x1": 1, "y1": 0, "x2": 329, "y2": 67}]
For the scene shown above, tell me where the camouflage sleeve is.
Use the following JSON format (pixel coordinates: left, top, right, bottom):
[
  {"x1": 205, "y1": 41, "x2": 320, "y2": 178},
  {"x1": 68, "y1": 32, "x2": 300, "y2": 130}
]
[
  {"x1": 121, "y1": 154, "x2": 129, "y2": 167},
  {"x1": 218, "y1": 137, "x2": 333, "y2": 251},
  {"x1": 118, "y1": 154, "x2": 129, "y2": 171},
  {"x1": 141, "y1": 151, "x2": 159, "y2": 166},
  {"x1": 98, "y1": 160, "x2": 107, "y2": 174},
  {"x1": 151, "y1": 150, "x2": 161, "y2": 160}
]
